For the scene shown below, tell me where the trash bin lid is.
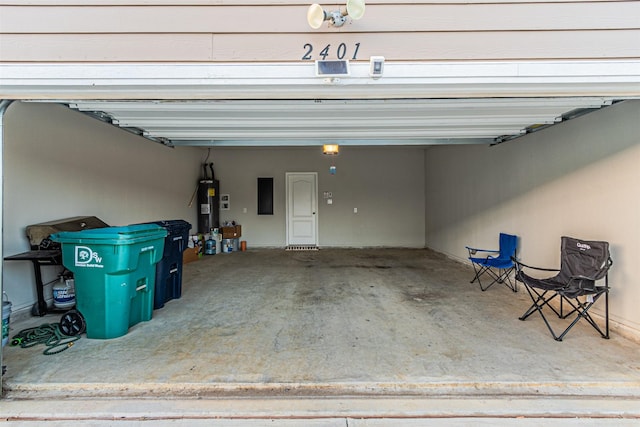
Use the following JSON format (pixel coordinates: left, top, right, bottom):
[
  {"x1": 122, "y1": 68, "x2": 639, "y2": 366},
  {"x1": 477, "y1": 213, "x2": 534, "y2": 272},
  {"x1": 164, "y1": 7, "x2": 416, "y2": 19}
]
[
  {"x1": 145, "y1": 220, "x2": 192, "y2": 235},
  {"x1": 51, "y1": 224, "x2": 167, "y2": 245}
]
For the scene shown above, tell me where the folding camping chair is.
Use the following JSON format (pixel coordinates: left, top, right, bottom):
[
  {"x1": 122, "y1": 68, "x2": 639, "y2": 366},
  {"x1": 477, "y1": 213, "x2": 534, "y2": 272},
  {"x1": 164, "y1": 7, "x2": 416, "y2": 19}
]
[
  {"x1": 513, "y1": 236, "x2": 612, "y2": 341},
  {"x1": 466, "y1": 233, "x2": 518, "y2": 292}
]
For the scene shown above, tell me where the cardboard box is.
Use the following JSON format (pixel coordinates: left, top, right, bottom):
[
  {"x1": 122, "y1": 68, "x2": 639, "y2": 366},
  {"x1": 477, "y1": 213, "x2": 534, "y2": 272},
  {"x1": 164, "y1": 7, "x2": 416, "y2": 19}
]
[
  {"x1": 221, "y1": 225, "x2": 242, "y2": 239},
  {"x1": 183, "y1": 247, "x2": 200, "y2": 264}
]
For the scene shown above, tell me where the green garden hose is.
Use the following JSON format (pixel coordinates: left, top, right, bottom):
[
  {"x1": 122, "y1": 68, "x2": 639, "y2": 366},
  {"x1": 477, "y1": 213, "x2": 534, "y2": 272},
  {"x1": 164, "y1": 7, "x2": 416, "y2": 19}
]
[{"x1": 11, "y1": 323, "x2": 80, "y2": 355}]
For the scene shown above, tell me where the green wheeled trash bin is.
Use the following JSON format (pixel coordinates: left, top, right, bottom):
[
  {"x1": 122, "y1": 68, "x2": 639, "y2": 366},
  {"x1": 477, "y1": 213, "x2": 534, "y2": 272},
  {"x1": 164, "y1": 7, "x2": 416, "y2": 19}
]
[{"x1": 51, "y1": 224, "x2": 167, "y2": 339}]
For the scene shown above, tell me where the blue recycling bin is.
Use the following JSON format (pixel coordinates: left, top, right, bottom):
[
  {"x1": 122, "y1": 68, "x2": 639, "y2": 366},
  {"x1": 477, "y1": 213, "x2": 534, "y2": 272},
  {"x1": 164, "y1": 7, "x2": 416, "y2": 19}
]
[{"x1": 139, "y1": 220, "x2": 192, "y2": 309}]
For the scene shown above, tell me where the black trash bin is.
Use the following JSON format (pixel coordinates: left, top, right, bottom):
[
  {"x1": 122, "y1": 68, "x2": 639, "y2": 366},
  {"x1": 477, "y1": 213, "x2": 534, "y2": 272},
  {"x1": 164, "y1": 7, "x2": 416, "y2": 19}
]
[{"x1": 141, "y1": 220, "x2": 192, "y2": 309}]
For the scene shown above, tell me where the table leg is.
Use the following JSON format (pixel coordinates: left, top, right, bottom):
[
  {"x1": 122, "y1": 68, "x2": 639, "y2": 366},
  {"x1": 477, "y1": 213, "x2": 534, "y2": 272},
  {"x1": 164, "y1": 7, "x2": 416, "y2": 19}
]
[{"x1": 30, "y1": 260, "x2": 48, "y2": 316}]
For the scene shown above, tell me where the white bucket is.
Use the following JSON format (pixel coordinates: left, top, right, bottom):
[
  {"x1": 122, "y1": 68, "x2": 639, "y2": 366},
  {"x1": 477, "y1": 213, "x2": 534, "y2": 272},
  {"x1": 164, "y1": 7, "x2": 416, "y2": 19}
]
[
  {"x1": 2, "y1": 294, "x2": 11, "y2": 348},
  {"x1": 53, "y1": 278, "x2": 76, "y2": 310}
]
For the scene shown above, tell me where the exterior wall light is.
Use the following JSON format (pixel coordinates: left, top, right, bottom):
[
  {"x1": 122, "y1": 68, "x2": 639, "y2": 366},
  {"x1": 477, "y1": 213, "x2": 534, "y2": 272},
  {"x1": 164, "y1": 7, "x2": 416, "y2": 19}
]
[{"x1": 307, "y1": 0, "x2": 365, "y2": 29}]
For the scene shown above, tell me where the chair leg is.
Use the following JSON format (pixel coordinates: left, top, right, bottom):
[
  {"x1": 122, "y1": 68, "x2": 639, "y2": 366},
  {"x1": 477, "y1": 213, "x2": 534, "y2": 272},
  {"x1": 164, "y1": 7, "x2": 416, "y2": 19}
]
[
  {"x1": 470, "y1": 263, "x2": 497, "y2": 291},
  {"x1": 471, "y1": 265, "x2": 517, "y2": 292},
  {"x1": 605, "y1": 287, "x2": 610, "y2": 338},
  {"x1": 520, "y1": 283, "x2": 609, "y2": 341},
  {"x1": 470, "y1": 263, "x2": 490, "y2": 284},
  {"x1": 478, "y1": 267, "x2": 501, "y2": 291},
  {"x1": 519, "y1": 285, "x2": 564, "y2": 340},
  {"x1": 501, "y1": 267, "x2": 517, "y2": 292},
  {"x1": 519, "y1": 286, "x2": 561, "y2": 321},
  {"x1": 555, "y1": 292, "x2": 609, "y2": 341}
]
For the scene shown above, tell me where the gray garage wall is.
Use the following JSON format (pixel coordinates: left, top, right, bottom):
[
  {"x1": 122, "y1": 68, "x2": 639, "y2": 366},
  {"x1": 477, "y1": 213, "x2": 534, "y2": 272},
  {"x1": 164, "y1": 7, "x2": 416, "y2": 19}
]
[
  {"x1": 424, "y1": 100, "x2": 640, "y2": 338},
  {"x1": 2, "y1": 101, "x2": 203, "y2": 314},
  {"x1": 206, "y1": 146, "x2": 426, "y2": 248}
]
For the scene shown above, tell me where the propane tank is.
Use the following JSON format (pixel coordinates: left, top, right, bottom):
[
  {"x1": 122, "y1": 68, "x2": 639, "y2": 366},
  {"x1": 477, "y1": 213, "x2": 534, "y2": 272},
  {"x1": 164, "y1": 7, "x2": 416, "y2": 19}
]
[{"x1": 53, "y1": 277, "x2": 75, "y2": 310}]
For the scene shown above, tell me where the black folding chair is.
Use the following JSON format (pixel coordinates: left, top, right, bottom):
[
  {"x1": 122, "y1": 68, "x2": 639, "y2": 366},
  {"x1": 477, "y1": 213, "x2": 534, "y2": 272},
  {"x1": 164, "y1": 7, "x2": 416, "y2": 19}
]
[
  {"x1": 466, "y1": 233, "x2": 518, "y2": 292},
  {"x1": 514, "y1": 236, "x2": 612, "y2": 341}
]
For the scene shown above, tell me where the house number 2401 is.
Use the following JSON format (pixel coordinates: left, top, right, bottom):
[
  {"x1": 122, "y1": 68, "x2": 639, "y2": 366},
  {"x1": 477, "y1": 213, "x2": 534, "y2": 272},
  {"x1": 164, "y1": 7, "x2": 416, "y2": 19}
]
[{"x1": 302, "y1": 43, "x2": 361, "y2": 60}]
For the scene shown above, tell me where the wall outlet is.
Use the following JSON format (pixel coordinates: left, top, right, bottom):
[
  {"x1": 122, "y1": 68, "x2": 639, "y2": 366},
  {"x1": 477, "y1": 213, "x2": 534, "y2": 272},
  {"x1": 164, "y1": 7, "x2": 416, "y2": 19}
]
[
  {"x1": 243, "y1": 207, "x2": 247, "y2": 214},
  {"x1": 354, "y1": 207, "x2": 358, "y2": 213}
]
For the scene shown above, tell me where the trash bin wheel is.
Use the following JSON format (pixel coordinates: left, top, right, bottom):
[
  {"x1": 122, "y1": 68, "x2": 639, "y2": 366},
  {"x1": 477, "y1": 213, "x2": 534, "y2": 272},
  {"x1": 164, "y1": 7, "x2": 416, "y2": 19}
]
[{"x1": 59, "y1": 310, "x2": 86, "y2": 336}]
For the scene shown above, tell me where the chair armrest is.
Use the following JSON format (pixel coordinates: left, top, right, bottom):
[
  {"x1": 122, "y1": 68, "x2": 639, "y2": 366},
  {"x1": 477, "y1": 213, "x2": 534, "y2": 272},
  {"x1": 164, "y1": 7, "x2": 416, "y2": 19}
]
[
  {"x1": 466, "y1": 247, "x2": 499, "y2": 255},
  {"x1": 511, "y1": 256, "x2": 560, "y2": 272}
]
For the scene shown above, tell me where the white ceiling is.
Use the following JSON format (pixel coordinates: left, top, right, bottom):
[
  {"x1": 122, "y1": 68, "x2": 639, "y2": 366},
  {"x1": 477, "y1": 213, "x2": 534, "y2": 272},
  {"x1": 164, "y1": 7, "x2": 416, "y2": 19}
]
[{"x1": 66, "y1": 97, "x2": 618, "y2": 147}]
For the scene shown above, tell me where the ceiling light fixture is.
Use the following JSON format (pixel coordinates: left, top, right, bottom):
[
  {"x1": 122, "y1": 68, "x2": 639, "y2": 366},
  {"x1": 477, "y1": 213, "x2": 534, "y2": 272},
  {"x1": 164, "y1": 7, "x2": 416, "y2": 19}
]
[
  {"x1": 307, "y1": 0, "x2": 365, "y2": 29},
  {"x1": 323, "y1": 144, "x2": 340, "y2": 155}
]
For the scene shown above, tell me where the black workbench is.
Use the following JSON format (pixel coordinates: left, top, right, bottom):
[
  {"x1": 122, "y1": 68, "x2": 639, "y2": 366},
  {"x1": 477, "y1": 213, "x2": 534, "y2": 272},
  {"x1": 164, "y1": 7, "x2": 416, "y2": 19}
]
[{"x1": 4, "y1": 249, "x2": 63, "y2": 316}]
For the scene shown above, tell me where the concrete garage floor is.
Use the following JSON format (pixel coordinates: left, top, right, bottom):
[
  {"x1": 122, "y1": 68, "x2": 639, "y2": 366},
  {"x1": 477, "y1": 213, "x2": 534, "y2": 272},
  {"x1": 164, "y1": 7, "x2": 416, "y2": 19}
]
[{"x1": 2, "y1": 248, "x2": 640, "y2": 425}]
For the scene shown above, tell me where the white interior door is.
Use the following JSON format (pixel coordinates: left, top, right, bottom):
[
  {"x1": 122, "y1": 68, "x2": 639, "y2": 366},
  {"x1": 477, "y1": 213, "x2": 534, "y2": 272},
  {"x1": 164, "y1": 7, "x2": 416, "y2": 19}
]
[{"x1": 286, "y1": 172, "x2": 318, "y2": 247}]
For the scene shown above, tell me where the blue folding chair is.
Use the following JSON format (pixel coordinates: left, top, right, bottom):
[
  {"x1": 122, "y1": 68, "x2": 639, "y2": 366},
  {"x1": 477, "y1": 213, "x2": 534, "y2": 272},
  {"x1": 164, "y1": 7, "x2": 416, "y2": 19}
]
[{"x1": 466, "y1": 233, "x2": 518, "y2": 292}]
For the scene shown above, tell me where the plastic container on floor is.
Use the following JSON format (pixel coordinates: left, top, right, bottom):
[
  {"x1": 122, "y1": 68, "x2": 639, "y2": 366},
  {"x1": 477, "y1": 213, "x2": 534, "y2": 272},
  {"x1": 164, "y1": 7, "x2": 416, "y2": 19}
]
[
  {"x1": 222, "y1": 238, "x2": 234, "y2": 253},
  {"x1": 51, "y1": 224, "x2": 167, "y2": 339}
]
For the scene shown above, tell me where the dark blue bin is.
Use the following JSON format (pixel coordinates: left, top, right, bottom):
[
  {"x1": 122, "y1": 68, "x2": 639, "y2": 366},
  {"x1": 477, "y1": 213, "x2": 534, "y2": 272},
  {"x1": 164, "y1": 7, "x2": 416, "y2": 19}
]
[{"x1": 140, "y1": 220, "x2": 192, "y2": 309}]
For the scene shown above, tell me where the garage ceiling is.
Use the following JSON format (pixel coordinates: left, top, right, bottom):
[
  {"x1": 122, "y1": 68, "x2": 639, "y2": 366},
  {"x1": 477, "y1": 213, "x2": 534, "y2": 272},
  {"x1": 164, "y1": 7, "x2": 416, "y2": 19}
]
[
  {"x1": 6, "y1": 60, "x2": 638, "y2": 147},
  {"x1": 66, "y1": 97, "x2": 618, "y2": 147}
]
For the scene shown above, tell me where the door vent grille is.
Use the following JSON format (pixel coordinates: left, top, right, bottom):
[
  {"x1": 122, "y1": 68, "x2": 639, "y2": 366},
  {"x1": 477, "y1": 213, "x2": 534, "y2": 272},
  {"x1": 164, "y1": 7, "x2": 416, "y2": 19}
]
[{"x1": 286, "y1": 245, "x2": 319, "y2": 251}]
